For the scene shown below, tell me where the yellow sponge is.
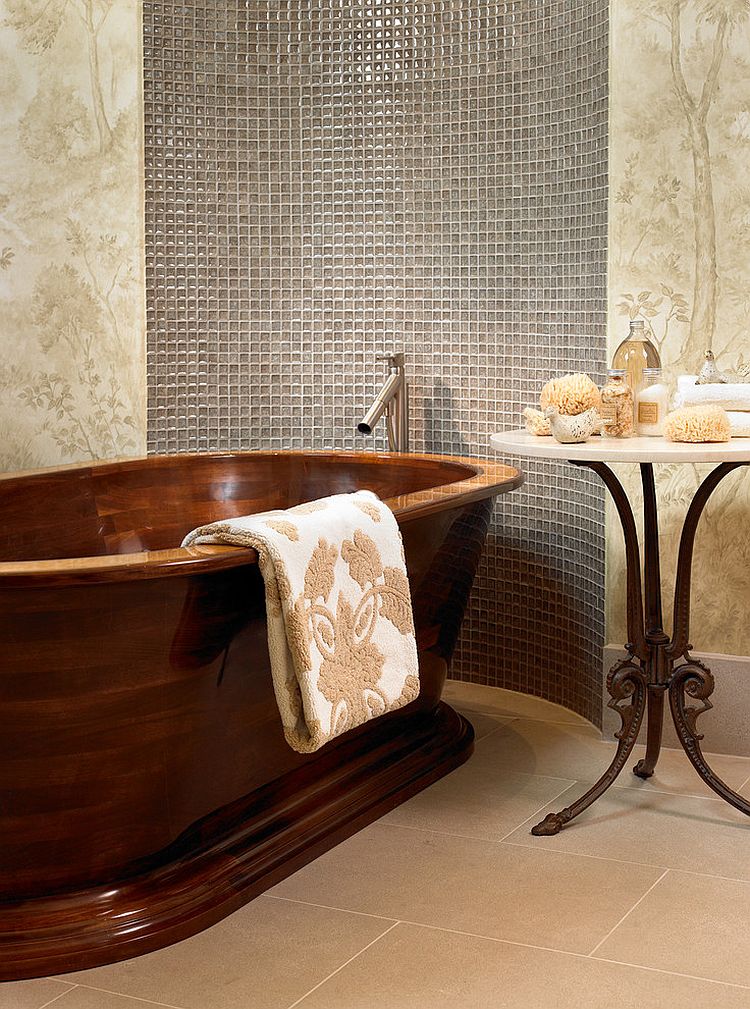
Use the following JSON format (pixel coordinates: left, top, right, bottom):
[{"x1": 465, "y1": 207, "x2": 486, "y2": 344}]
[
  {"x1": 523, "y1": 407, "x2": 552, "y2": 436},
  {"x1": 540, "y1": 373, "x2": 601, "y2": 416},
  {"x1": 664, "y1": 405, "x2": 731, "y2": 443}
]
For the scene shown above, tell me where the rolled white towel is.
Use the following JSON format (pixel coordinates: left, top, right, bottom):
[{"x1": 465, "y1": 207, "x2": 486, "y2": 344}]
[
  {"x1": 675, "y1": 374, "x2": 750, "y2": 411},
  {"x1": 727, "y1": 412, "x2": 750, "y2": 437}
]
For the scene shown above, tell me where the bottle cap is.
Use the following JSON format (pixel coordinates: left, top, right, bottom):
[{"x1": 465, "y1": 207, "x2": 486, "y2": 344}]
[
  {"x1": 629, "y1": 319, "x2": 645, "y2": 328},
  {"x1": 643, "y1": 367, "x2": 662, "y2": 375},
  {"x1": 607, "y1": 368, "x2": 626, "y2": 377}
]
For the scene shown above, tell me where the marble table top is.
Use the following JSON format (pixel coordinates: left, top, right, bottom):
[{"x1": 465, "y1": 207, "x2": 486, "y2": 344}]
[{"x1": 489, "y1": 429, "x2": 750, "y2": 464}]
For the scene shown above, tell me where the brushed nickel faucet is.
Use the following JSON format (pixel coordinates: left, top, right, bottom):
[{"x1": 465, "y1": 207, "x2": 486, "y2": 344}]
[{"x1": 357, "y1": 352, "x2": 409, "y2": 453}]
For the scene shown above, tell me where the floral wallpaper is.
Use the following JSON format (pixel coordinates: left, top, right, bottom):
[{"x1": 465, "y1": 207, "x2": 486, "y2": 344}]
[
  {"x1": 609, "y1": 0, "x2": 750, "y2": 654},
  {"x1": 0, "y1": 0, "x2": 145, "y2": 472}
]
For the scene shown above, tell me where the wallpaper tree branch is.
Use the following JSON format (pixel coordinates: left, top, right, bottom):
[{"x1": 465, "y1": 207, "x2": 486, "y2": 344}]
[
  {"x1": 0, "y1": 0, "x2": 145, "y2": 471},
  {"x1": 609, "y1": 0, "x2": 750, "y2": 655}
]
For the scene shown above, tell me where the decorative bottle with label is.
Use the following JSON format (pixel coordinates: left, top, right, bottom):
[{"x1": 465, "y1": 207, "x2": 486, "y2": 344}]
[
  {"x1": 636, "y1": 368, "x2": 669, "y2": 436},
  {"x1": 600, "y1": 369, "x2": 634, "y2": 438},
  {"x1": 612, "y1": 319, "x2": 661, "y2": 398}
]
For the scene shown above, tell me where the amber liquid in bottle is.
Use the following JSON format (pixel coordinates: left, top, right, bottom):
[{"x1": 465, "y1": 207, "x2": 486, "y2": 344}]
[{"x1": 612, "y1": 319, "x2": 661, "y2": 398}]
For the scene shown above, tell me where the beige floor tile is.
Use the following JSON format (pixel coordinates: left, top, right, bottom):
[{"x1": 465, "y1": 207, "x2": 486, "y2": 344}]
[
  {"x1": 47, "y1": 989, "x2": 179, "y2": 1009},
  {"x1": 483, "y1": 718, "x2": 750, "y2": 799},
  {"x1": 0, "y1": 979, "x2": 73, "y2": 1009},
  {"x1": 381, "y1": 732, "x2": 574, "y2": 840},
  {"x1": 296, "y1": 922, "x2": 750, "y2": 1009},
  {"x1": 458, "y1": 709, "x2": 515, "y2": 740},
  {"x1": 505, "y1": 781, "x2": 750, "y2": 879},
  {"x1": 58, "y1": 896, "x2": 393, "y2": 1009},
  {"x1": 270, "y1": 822, "x2": 663, "y2": 954},
  {"x1": 626, "y1": 746, "x2": 750, "y2": 799},
  {"x1": 595, "y1": 870, "x2": 750, "y2": 987},
  {"x1": 444, "y1": 680, "x2": 590, "y2": 724}
]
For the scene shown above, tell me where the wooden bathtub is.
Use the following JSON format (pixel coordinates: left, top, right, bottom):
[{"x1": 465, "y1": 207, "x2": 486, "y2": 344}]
[{"x1": 0, "y1": 450, "x2": 521, "y2": 979}]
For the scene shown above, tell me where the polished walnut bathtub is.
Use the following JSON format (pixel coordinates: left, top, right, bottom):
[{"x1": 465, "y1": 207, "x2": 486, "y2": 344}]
[{"x1": 0, "y1": 450, "x2": 521, "y2": 979}]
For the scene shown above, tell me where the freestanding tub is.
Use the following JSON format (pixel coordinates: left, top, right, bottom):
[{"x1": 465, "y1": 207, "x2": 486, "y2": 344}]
[{"x1": 0, "y1": 450, "x2": 521, "y2": 979}]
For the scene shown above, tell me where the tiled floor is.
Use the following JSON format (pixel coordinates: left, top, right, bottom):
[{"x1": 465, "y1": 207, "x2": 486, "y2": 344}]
[{"x1": 5, "y1": 680, "x2": 750, "y2": 1009}]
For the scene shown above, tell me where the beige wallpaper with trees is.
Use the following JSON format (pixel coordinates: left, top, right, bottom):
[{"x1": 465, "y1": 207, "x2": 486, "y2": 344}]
[
  {"x1": 609, "y1": 0, "x2": 750, "y2": 654},
  {"x1": 0, "y1": 0, "x2": 145, "y2": 471}
]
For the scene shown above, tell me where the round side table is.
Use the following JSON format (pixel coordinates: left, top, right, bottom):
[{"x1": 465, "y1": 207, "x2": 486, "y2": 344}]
[{"x1": 489, "y1": 430, "x2": 750, "y2": 836}]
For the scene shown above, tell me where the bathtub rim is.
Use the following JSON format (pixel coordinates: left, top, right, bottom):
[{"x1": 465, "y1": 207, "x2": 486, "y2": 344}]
[{"x1": 0, "y1": 449, "x2": 522, "y2": 587}]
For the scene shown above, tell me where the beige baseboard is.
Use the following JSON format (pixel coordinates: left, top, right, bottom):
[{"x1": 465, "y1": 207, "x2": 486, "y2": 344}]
[{"x1": 602, "y1": 645, "x2": 750, "y2": 757}]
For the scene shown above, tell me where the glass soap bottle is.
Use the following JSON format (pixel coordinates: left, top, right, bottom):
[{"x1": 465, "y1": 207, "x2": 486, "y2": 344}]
[
  {"x1": 636, "y1": 367, "x2": 669, "y2": 436},
  {"x1": 600, "y1": 369, "x2": 634, "y2": 438},
  {"x1": 612, "y1": 319, "x2": 661, "y2": 398}
]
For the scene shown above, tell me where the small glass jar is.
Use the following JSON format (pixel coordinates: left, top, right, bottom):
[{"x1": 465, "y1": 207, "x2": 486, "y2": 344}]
[
  {"x1": 636, "y1": 367, "x2": 669, "y2": 436},
  {"x1": 600, "y1": 369, "x2": 634, "y2": 438}
]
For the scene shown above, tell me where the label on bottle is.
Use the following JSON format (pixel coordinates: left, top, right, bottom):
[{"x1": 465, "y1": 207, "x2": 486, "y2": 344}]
[
  {"x1": 638, "y1": 401, "x2": 659, "y2": 424},
  {"x1": 600, "y1": 403, "x2": 617, "y2": 424}
]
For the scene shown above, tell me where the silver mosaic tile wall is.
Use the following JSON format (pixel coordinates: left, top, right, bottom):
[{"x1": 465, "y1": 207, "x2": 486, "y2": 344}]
[{"x1": 144, "y1": 0, "x2": 608, "y2": 723}]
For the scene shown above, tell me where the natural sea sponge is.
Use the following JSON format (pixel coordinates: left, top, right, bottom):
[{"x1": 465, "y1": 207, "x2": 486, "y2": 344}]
[
  {"x1": 664, "y1": 405, "x2": 731, "y2": 443},
  {"x1": 523, "y1": 407, "x2": 551, "y2": 436},
  {"x1": 540, "y1": 373, "x2": 601, "y2": 416}
]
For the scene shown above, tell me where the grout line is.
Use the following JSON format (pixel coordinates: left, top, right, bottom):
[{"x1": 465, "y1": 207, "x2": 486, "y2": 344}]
[
  {"x1": 496, "y1": 781, "x2": 578, "y2": 842},
  {"x1": 38, "y1": 988, "x2": 78, "y2": 1009},
  {"x1": 586, "y1": 869, "x2": 669, "y2": 957},
  {"x1": 383, "y1": 785, "x2": 577, "y2": 846},
  {"x1": 285, "y1": 921, "x2": 400, "y2": 1009},
  {"x1": 651, "y1": 865, "x2": 750, "y2": 888},
  {"x1": 265, "y1": 895, "x2": 750, "y2": 991},
  {"x1": 499, "y1": 840, "x2": 669, "y2": 873},
  {"x1": 606, "y1": 777, "x2": 750, "y2": 803},
  {"x1": 737, "y1": 772, "x2": 750, "y2": 793},
  {"x1": 377, "y1": 820, "x2": 508, "y2": 844},
  {"x1": 331, "y1": 796, "x2": 749, "y2": 882},
  {"x1": 471, "y1": 720, "x2": 516, "y2": 743},
  {"x1": 268, "y1": 894, "x2": 397, "y2": 923},
  {"x1": 503, "y1": 770, "x2": 750, "y2": 805},
  {"x1": 459, "y1": 709, "x2": 595, "y2": 729},
  {"x1": 612, "y1": 782, "x2": 749, "y2": 802},
  {"x1": 498, "y1": 835, "x2": 670, "y2": 875},
  {"x1": 590, "y1": 955, "x2": 750, "y2": 991},
  {"x1": 59, "y1": 982, "x2": 189, "y2": 1009},
  {"x1": 503, "y1": 838, "x2": 750, "y2": 889},
  {"x1": 269, "y1": 896, "x2": 589, "y2": 959}
]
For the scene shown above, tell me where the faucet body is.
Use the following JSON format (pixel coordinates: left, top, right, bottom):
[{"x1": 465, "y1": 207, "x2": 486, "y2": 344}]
[{"x1": 357, "y1": 353, "x2": 409, "y2": 453}]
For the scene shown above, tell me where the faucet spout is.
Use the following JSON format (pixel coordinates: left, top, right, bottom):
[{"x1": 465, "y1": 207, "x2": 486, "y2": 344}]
[{"x1": 357, "y1": 352, "x2": 409, "y2": 452}]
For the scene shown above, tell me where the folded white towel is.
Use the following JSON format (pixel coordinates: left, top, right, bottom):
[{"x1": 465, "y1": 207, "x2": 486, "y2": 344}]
[
  {"x1": 728, "y1": 412, "x2": 750, "y2": 437},
  {"x1": 675, "y1": 375, "x2": 750, "y2": 411},
  {"x1": 182, "y1": 490, "x2": 420, "y2": 753}
]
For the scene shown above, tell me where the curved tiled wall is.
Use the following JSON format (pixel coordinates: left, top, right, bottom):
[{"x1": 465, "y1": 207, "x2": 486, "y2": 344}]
[{"x1": 144, "y1": 0, "x2": 608, "y2": 723}]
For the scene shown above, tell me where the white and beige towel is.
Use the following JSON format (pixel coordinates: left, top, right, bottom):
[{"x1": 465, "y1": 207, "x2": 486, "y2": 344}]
[
  {"x1": 674, "y1": 376, "x2": 750, "y2": 436},
  {"x1": 182, "y1": 490, "x2": 420, "y2": 753},
  {"x1": 675, "y1": 375, "x2": 750, "y2": 412}
]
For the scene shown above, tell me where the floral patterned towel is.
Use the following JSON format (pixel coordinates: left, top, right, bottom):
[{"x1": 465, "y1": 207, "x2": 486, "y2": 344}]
[{"x1": 181, "y1": 490, "x2": 420, "y2": 753}]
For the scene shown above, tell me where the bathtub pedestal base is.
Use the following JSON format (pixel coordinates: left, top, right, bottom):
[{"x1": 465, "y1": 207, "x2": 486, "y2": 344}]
[
  {"x1": 0, "y1": 701, "x2": 472, "y2": 981},
  {"x1": 532, "y1": 460, "x2": 750, "y2": 837}
]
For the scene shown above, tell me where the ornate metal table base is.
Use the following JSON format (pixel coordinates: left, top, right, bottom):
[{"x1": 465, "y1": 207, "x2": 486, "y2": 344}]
[{"x1": 532, "y1": 460, "x2": 749, "y2": 837}]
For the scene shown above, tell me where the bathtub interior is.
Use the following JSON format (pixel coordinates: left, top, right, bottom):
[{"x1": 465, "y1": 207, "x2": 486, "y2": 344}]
[{"x1": 0, "y1": 453, "x2": 476, "y2": 562}]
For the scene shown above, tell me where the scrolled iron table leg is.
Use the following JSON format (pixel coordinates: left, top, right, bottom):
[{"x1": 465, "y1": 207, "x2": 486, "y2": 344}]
[
  {"x1": 532, "y1": 462, "x2": 649, "y2": 835},
  {"x1": 664, "y1": 462, "x2": 750, "y2": 814},
  {"x1": 530, "y1": 458, "x2": 750, "y2": 837},
  {"x1": 532, "y1": 656, "x2": 647, "y2": 835}
]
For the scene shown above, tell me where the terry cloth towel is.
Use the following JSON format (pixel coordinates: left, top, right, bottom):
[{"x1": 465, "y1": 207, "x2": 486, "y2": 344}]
[
  {"x1": 728, "y1": 412, "x2": 750, "y2": 437},
  {"x1": 675, "y1": 375, "x2": 750, "y2": 412},
  {"x1": 182, "y1": 490, "x2": 420, "y2": 754}
]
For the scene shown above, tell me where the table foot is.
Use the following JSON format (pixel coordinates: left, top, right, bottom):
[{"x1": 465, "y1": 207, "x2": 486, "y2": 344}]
[
  {"x1": 530, "y1": 657, "x2": 646, "y2": 835},
  {"x1": 531, "y1": 813, "x2": 565, "y2": 836},
  {"x1": 632, "y1": 760, "x2": 654, "y2": 779},
  {"x1": 670, "y1": 659, "x2": 750, "y2": 817},
  {"x1": 632, "y1": 686, "x2": 666, "y2": 780}
]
